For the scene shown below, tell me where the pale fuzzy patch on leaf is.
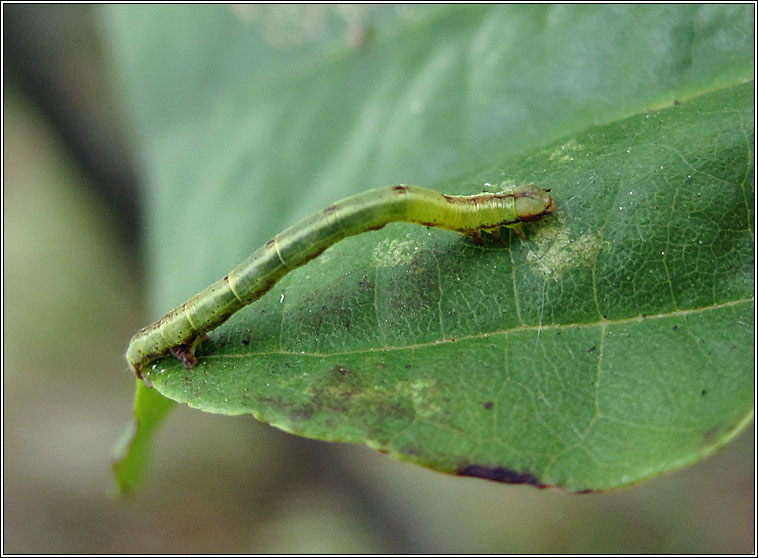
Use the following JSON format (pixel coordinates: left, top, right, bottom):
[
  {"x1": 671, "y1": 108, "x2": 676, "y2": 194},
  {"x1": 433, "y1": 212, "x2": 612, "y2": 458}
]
[
  {"x1": 372, "y1": 238, "x2": 421, "y2": 267},
  {"x1": 547, "y1": 138, "x2": 585, "y2": 162},
  {"x1": 526, "y1": 219, "x2": 601, "y2": 280}
]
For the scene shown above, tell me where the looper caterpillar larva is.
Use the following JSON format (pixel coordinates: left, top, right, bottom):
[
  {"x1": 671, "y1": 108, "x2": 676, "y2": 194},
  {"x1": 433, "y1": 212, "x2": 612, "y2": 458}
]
[{"x1": 126, "y1": 184, "x2": 555, "y2": 381}]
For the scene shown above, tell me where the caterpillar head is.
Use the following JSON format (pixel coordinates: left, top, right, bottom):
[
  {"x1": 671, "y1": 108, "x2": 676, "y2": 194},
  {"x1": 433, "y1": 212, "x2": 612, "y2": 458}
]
[{"x1": 514, "y1": 185, "x2": 556, "y2": 222}]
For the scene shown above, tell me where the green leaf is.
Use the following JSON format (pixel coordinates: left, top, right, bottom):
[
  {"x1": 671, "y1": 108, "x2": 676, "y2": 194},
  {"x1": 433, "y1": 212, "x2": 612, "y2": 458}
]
[
  {"x1": 145, "y1": 82, "x2": 754, "y2": 491},
  {"x1": 112, "y1": 380, "x2": 175, "y2": 495},
  {"x1": 105, "y1": 5, "x2": 754, "y2": 491}
]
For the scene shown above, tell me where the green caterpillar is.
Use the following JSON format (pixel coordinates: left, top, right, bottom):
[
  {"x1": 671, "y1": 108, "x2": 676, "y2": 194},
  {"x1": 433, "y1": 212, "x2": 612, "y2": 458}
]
[{"x1": 126, "y1": 184, "x2": 555, "y2": 381}]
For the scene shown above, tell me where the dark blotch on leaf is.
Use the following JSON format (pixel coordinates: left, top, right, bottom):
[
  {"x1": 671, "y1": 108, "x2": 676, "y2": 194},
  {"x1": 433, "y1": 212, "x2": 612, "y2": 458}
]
[
  {"x1": 241, "y1": 339, "x2": 249, "y2": 346},
  {"x1": 290, "y1": 405, "x2": 315, "y2": 422},
  {"x1": 587, "y1": 346, "x2": 596, "y2": 352},
  {"x1": 335, "y1": 365, "x2": 351, "y2": 376},
  {"x1": 703, "y1": 425, "x2": 720, "y2": 444},
  {"x1": 701, "y1": 389, "x2": 707, "y2": 396},
  {"x1": 458, "y1": 465, "x2": 545, "y2": 487},
  {"x1": 483, "y1": 401, "x2": 494, "y2": 410}
]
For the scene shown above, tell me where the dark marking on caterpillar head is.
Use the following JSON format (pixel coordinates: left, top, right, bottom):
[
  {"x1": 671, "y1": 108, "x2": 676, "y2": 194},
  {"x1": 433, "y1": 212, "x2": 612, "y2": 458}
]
[
  {"x1": 517, "y1": 212, "x2": 548, "y2": 223},
  {"x1": 458, "y1": 465, "x2": 546, "y2": 487}
]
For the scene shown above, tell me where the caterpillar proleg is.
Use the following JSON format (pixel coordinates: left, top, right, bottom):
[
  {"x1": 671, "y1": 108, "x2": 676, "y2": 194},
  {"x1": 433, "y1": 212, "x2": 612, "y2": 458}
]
[{"x1": 126, "y1": 184, "x2": 555, "y2": 381}]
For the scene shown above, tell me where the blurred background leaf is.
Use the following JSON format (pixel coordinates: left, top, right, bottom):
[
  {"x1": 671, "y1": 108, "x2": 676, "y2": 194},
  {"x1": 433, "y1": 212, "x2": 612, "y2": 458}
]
[{"x1": 3, "y1": 3, "x2": 754, "y2": 553}]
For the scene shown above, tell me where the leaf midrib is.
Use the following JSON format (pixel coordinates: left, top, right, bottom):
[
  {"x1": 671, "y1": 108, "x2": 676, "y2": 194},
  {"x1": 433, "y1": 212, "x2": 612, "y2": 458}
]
[{"x1": 200, "y1": 297, "x2": 752, "y2": 361}]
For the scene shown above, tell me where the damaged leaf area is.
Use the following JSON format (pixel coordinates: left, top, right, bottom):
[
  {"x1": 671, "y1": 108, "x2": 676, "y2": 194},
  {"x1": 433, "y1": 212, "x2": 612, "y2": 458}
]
[{"x1": 138, "y1": 84, "x2": 753, "y2": 492}]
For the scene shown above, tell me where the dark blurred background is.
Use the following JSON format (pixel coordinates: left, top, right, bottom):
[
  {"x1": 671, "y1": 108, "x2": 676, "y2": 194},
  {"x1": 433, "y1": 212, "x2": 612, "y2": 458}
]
[{"x1": 3, "y1": 4, "x2": 754, "y2": 553}]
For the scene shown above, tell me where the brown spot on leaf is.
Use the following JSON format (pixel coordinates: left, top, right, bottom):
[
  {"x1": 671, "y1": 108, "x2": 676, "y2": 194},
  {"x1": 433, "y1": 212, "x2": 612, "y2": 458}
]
[
  {"x1": 290, "y1": 405, "x2": 315, "y2": 422},
  {"x1": 335, "y1": 365, "x2": 351, "y2": 376},
  {"x1": 703, "y1": 425, "x2": 720, "y2": 444},
  {"x1": 399, "y1": 444, "x2": 419, "y2": 456},
  {"x1": 458, "y1": 465, "x2": 545, "y2": 487}
]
